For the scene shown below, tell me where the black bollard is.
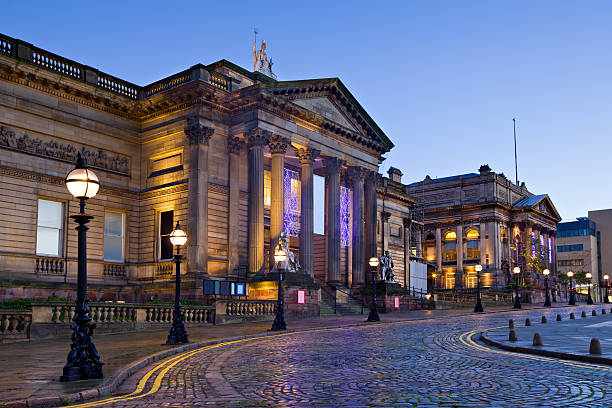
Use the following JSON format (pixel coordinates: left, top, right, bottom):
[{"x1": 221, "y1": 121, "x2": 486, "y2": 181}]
[
  {"x1": 533, "y1": 332, "x2": 543, "y2": 346},
  {"x1": 589, "y1": 338, "x2": 602, "y2": 355},
  {"x1": 556, "y1": 314, "x2": 562, "y2": 321},
  {"x1": 525, "y1": 318, "x2": 531, "y2": 326},
  {"x1": 541, "y1": 316, "x2": 547, "y2": 323},
  {"x1": 509, "y1": 319, "x2": 514, "y2": 329},
  {"x1": 509, "y1": 330, "x2": 518, "y2": 342}
]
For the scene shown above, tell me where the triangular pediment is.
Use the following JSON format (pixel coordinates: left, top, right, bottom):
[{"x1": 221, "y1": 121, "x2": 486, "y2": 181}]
[{"x1": 291, "y1": 97, "x2": 358, "y2": 132}]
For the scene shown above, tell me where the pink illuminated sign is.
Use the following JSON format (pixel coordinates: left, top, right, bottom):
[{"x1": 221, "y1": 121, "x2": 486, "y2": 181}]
[
  {"x1": 297, "y1": 290, "x2": 305, "y2": 304},
  {"x1": 394, "y1": 296, "x2": 400, "y2": 309}
]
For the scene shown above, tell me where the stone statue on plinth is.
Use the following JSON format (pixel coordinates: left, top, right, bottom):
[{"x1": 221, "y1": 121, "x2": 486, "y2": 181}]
[
  {"x1": 279, "y1": 232, "x2": 301, "y2": 273},
  {"x1": 380, "y1": 250, "x2": 396, "y2": 283},
  {"x1": 253, "y1": 33, "x2": 277, "y2": 79}
]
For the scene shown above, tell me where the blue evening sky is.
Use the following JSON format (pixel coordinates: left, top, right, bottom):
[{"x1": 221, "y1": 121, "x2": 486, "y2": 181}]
[{"x1": 3, "y1": 1, "x2": 610, "y2": 221}]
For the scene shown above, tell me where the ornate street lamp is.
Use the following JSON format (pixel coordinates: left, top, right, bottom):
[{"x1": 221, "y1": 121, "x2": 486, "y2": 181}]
[
  {"x1": 474, "y1": 264, "x2": 484, "y2": 313},
  {"x1": 543, "y1": 269, "x2": 551, "y2": 307},
  {"x1": 270, "y1": 245, "x2": 287, "y2": 331},
  {"x1": 512, "y1": 266, "x2": 521, "y2": 309},
  {"x1": 604, "y1": 274, "x2": 610, "y2": 303},
  {"x1": 60, "y1": 152, "x2": 103, "y2": 382},
  {"x1": 367, "y1": 257, "x2": 380, "y2": 322},
  {"x1": 586, "y1": 272, "x2": 594, "y2": 305},
  {"x1": 166, "y1": 221, "x2": 188, "y2": 345},
  {"x1": 567, "y1": 271, "x2": 576, "y2": 305}
]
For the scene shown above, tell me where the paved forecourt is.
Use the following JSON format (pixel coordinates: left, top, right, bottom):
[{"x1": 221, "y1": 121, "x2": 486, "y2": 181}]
[{"x1": 66, "y1": 305, "x2": 611, "y2": 408}]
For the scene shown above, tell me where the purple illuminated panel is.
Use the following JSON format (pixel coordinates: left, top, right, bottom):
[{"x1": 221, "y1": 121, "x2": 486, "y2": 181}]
[
  {"x1": 548, "y1": 237, "x2": 553, "y2": 264},
  {"x1": 283, "y1": 169, "x2": 300, "y2": 237},
  {"x1": 531, "y1": 232, "x2": 536, "y2": 257},
  {"x1": 340, "y1": 186, "x2": 352, "y2": 247}
]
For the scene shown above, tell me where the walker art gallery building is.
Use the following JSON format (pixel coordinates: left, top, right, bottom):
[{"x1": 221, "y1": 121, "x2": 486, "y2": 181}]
[{"x1": 0, "y1": 33, "x2": 419, "y2": 307}]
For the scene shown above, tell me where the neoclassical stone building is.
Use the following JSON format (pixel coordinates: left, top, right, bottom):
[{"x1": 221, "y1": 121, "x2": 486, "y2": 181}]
[
  {"x1": 0, "y1": 33, "x2": 417, "y2": 301},
  {"x1": 407, "y1": 165, "x2": 561, "y2": 290}
]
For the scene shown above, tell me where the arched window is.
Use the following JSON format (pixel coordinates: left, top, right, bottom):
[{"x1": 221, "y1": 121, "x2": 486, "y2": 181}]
[
  {"x1": 444, "y1": 231, "x2": 457, "y2": 261},
  {"x1": 466, "y1": 228, "x2": 479, "y2": 259}
]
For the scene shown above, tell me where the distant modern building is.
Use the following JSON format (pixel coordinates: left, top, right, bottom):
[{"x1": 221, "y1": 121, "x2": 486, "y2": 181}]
[
  {"x1": 555, "y1": 218, "x2": 599, "y2": 298},
  {"x1": 407, "y1": 165, "x2": 562, "y2": 293},
  {"x1": 587, "y1": 209, "x2": 612, "y2": 300}
]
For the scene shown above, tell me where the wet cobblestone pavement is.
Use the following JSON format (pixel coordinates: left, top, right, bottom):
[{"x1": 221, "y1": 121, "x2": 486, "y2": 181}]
[{"x1": 75, "y1": 306, "x2": 611, "y2": 407}]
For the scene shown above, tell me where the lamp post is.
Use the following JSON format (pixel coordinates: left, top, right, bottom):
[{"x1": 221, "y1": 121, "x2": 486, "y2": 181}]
[
  {"x1": 474, "y1": 264, "x2": 484, "y2": 313},
  {"x1": 166, "y1": 222, "x2": 188, "y2": 345},
  {"x1": 60, "y1": 152, "x2": 103, "y2": 382},
  {"x1": 432, "y1": 273, "x2": 437, "y2": 290},
  {"x1": 512, "y1": 266, "x2": 521, "y2": 309},
  {"x1": 271, "y1": 245, "x2": 287, "y2": 331},
  {"x1": 367, "y1": 257, "x2": 380, "y2": 322},
  {"x1": 604, "y1": 274, "x2": 610, "y2": 303},
  {"x1": 586, "y1": 272, "x2": 594, "y2": 305},
  {"x1": 567, "y1": 271, "x2": 576, "y2": 305},
  {"x1": 543, "y1": 269, "x2": 551, "y2": 307}
]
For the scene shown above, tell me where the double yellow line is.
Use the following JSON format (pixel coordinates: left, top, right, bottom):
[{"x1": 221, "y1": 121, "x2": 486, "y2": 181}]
[{"x1": 459, "y1": 328, "x2": 612, "y2": 372}]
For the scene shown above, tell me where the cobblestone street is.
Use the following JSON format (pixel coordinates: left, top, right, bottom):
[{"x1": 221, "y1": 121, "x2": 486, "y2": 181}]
[{"x1": 71, "y1": 306, "x2": 611, "y2": 407}]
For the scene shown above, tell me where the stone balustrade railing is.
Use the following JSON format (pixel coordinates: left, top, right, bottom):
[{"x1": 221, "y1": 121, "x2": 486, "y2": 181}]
[
  {"x1": 35, "y1": 256, "x2": 65, "y2": 275},
  {"x1": 0, "y1": 310, "x2": 31, "y2": 342},
  {"x1": 214, "y1": 299, "x2": 277, "y2": 317},
  {"x1": 103, "y1": 262, "x2": 126, "y2": 278},
  {"x1": 0, "y1": 33, "x2": 233, "y2": 99}
]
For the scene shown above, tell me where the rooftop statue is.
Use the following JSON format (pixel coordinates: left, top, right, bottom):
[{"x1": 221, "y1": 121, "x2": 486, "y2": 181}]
[{"x1": 253, "y1": 32, "x2": 277, "y2": 79}]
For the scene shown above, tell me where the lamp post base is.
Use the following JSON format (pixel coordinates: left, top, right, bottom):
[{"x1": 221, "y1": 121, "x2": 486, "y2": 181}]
[
  {"x1": 166, "y1": 310, "x2": 189, "y2": 345},
  {"x1": 60, "y1": 318, "x2": 103, "y2": 382},
  {"x1": 367, "y1": 306, "x2": 380, "y2": 322},
  {"x1": 474, "y1": 299, "x2": 484, "y2": 313},
  {"x1": 270, "y1": 314, "x2": 287, "y2": 331},
  {"x1": 544, "y1": 297, "x2": 551, "y2": 307}
]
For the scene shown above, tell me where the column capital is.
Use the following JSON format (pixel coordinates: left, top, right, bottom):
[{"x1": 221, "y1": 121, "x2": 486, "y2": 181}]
[
  {"x1": 323, "y1": 156, "x2": 345, "y2": 174},
  {"x1": 227, "y1": 137, "x2": 244, "y2": 154},
  {"x1": 364, "y1": 169, "x2": 378, "y2": 183},
  {"x1": 245, "y1": 128, "x2": 270, "y2": 148},
  {"x1": 268, "y1": 134, "x2": 290, "y2": 154},
  {"x1": 403, "y1": 217, "x2": 412, "y2": 228},
  {"x1": 185, "y1": 123, "x2": 214, "y2": 145},
  {"x1": 348, "y1": 166, "x2": 368, "y2": 184},
  {"x1": 296, "y1": 147, "x2": 320, "y2": 165}
]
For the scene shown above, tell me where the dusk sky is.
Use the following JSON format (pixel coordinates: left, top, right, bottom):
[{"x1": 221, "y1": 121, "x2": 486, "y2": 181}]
[{"x1": 4, "y1": 1, "x2": 611, "y2": 221}]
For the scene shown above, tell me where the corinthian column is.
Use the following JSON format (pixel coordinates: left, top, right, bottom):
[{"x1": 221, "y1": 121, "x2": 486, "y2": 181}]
[
  {"x1": 297, "y1": 147, "x2": 319, "y2": 277},
  {"x1": 268, "y1": 135, "x2": 289, "y2": 271},
  {"x1": 227, "y1": 137, "x2": 244, "y2": 277},
  {"x1": 325, "y1": 157, "x2": 345, "y2": 285},
  {"x1": 364, "y1": 170, "x2": 378, "y2": 280},
  {"x1": 246, "y1": 128, "x2": 269, "y2": 277},
  {"x1": 185, "y1": 121, "x2": 214, "y2": 278},
  {"x1": 403, "y1": 217, "x2": 412, "y2": 289},
  {"x1": 349, "y1": 166, "x2": 366, "y2": 287},
  {"x1": 456, "y1": 224, "x2": 464, "y2": 288}
]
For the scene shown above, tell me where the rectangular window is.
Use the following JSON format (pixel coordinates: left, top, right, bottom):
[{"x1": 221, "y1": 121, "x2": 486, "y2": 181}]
[
  {"x1": 104, "y1": 211, "x2": 125, "y2": 262},
  {"x1": 159, "y1": 210, "x2": 174, "y2": 260},
  {"x1": 467, "y1": 241, "x2": 479, "y2": 259},
  {"x1": 36, "y1": 199, "x2": 63, "y2": 257},
  {"x1": 557, "y1": 244, "x2": 584, "y2": 252},
  {"x1": 558, "y1": 259, "x2": 584, "y2": 267}
]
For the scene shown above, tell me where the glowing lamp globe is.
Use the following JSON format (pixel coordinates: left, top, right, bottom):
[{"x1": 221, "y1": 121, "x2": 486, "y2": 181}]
[
  {"x1": 604, "y1": 274, "x2": 610, "y2": 281},
  {"x1": 513, "y1": 267, "x2": 521, "y2": 275},
  {"x1": 543, "y1": 269, "x2": 550, "y2": 276},
  {"x1": 586, "y1": 272, "x2": 592, "y2": 279},
  {"x1": 274, "y1": 248, "x2": 287, "y2": 263},
  {"x1": 369, "y1": 257, "x2": 379, "y2": 267},
  {"x1": 567, "y1": 271, "x2": 574, "y2": 278},
  {"x1": 169, "y1": 222, "x2": 187, "y2": 246},
  {"x1": 475, "y1": 264, "x2": 483, "y2": 273},
  {"x1": 65, "y1": 153, "x2": 99, "y2": 199}
]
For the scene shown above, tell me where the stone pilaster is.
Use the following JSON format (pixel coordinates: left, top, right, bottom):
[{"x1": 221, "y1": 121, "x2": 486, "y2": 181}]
[
  {"x1": 185, "y1": 120, "x2": 214, "y2": 278},
  {"x1": 403, "y1": 217, "x2": 412, "y2": 289},
  {"x1": 455, "y1": 224, "x2": 463, "y2": 288},
  {"x1": 480, "y1": 223, "x2": 487, "y2": 267},
  {"x1": 268, "y1": 135, "x2": 289, "y2": 271},
  {"x1": 435, "y1": 227, "x2": 442, "y2": 276},
  {"x1": 364, "y1": 170, "x2": 378, "y2": 281},
  {"x1": 227, "y1": 137, "x2": 244, "y2": 277},
  {"x1": 324, "y1": 156, "x2": 345, "y2": 285},
  {"x1": 296, "y1": 148, "x2": 319, "y2": 277},
  {"x1": 246, "y1": 128, "x2": 269, "y2": 277},
  {"x1": 492, "y1": 222, "x2": 502, "y2": 270},
  {"x1": 349, "y1": 166, "x2": 366, "y2": 287},
  {"x1": 381, "y1": 211, "x2": 391, "y2": 254}
]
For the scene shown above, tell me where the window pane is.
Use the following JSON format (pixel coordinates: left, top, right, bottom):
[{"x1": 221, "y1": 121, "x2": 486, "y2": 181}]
[
  {"x1": 160, "y1": 211, "x2": 174, "y2": 235},
  {"x1": 161, "y1": 236, "x2": 173, "y2": 259},
  {"x1": 38, "y1": 200, "x2": 62, "y2": 228},
  {"x1": 105, "y1": 212, "x2": 124, "y2": 236},
  {"x1": 36, "y1": 226, "x2": 60, "y2": 256},
  {"x1": 104, "y1": 235, "x2": 123, "y2": 261}
]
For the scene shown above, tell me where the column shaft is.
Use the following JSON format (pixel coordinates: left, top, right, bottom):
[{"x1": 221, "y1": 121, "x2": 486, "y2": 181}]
[
  {"x1": 435, "y1": 227, "x2": 442, "y2": 275},
  {"x1": 455, "y1": 224, "x2": 463, "y2": 288},
  {"x1": 403, "y1": 218, "x2": 412, "y2": 289},
  {"x1": 269, "y1": 136, "x2": 288, "y2": 271},
  {"x1": 246, "y1": 129, "x2": 268, "y2": 277},
  {"x1": 364, "y1": 171, "x2": 378, "y2": 281},
  {"x1": 297, "y1": 148, "x2": 318, "y2": 277},
  {"x1": 350, "y1": 167, "x2": 366, "y2": 287},
  {"x1": 325, "y1": 157, "x2": 344, "y2": 285},
  {"x1": 186, "y1": 122, "x2": 213, "y2": 278},
  {"x1": 227, "y1": 137, "x2": 243, "y2": 277}
]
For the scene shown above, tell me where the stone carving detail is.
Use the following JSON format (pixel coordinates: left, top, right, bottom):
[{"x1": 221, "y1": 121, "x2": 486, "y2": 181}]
[
  {"x1": 323, "y1": 156, "x2": 345, "y2": 174},
  {"x1": 296, "y1": 147, "x2": 320, "y2": 164},
  {"x1": 379, "y1": 250, "x2": 396, "y2": 283},
  {"x1": 227, "y1": 137, "x2": 244, "y2": 154},
  {"x1": 245, "y1": 128, "x2": 270, "y2": 148},
  {"x1": 348, "y1": 166, "x2": 368, "y2": 183},
  {"x1": 185, "y1": 122, "x2": 214, "y2": 145},
  {"x1": 0, "y1": 125, "x2": 129, "y2": 175},
  {"x1": 268, "y1": 135, "x2": 289, "y2": 154}
]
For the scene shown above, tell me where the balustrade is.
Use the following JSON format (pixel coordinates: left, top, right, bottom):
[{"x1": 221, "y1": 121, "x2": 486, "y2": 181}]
[
  {"x1": 103, "y1": 262, "x2": 126, "y2": 278},
  {"x1": 144, "y1": 71, "x2": 192, "y2": 97},
  {"x1": 35, "y1": 257, "x2": 65, "y2": 275},
  {"x1": 209, "y1": 72, "x2": 230, "y2": 91},
  {"x1": 219, "y1": 300, "x2": 276, "y2": 316},
  {"x1": 0, "y1": 310, "x2": 31, "y2": 342},
  {"x1": 155, "y1": 262, "x2": 174, "y2": 279},
  {"x1": 0, "y1": 35, "x2": 12, "y2": 56},
  {"x1": 97, "y1": 73, "x2": 138, "y2": 99},
  {"x1": 32, "y1": 47, "x2": 82, "y2": 80}
]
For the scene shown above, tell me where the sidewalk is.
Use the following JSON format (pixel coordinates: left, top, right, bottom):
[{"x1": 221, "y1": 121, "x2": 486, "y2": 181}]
[
  {"x1": 482, "y1": 305, "x2": 612, "y2": 364},
  {"x1": 0, "y1": 303, "x2": 572, "y2": 406}
]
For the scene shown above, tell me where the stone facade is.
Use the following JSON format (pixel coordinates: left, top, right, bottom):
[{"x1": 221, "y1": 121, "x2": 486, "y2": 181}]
[
  {"x1": 0, "y1": 33, "x2": 416, "y2": 302},
  {"x1": 407, "y1": 165, "x2": 562, "y2": 292}
]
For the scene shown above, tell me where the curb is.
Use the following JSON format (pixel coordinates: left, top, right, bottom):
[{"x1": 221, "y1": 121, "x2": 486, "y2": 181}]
[
  {"x1": 0, "y1": 304, "x2": 592, "y2": 408},
  {"x1": 480, "y1": 333, "x2": 612, "y2": 366}
]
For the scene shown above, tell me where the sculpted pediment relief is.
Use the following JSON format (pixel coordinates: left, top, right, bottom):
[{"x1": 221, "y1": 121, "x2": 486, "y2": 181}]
[{"x1": 291, "y1": 97, "x2": 358, "y2": 132}]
